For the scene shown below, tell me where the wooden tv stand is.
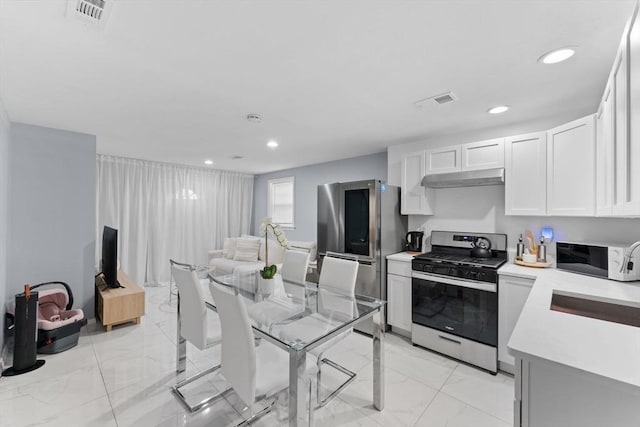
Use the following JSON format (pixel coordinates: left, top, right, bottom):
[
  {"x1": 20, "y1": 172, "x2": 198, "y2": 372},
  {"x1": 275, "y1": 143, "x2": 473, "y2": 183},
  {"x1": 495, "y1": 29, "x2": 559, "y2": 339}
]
[{"x1": 95, "y1": 270, "x2": 145, "y2": 331}]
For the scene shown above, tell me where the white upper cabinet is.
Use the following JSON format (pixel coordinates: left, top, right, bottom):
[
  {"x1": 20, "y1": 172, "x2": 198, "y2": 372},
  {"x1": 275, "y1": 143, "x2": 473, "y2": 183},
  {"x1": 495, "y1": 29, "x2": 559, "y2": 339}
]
[
  {"x1": 426, "y1": 146, "x2": 461, "y2": 174},
  {"x1": 546, "y1": 115, "x2": 596, "y2": 217},
  {"x1": 596, "y1": 80, "x2": 614, "y2": 216},
  {"x1": 613, "y1": 38, "x2": 632, "y2": 216},
  {"x1": 401, "y1": 151, "x2": 434, "y2": 215},
  {"x1": 505, "y1": 132, "x2": 547, "y2": 216},
  {"x1": 619, "y1": 10, "x2": 640, "y2": 216},
  {"x1": 461, "y1": 138, "x2": 505, "y2": 171}
]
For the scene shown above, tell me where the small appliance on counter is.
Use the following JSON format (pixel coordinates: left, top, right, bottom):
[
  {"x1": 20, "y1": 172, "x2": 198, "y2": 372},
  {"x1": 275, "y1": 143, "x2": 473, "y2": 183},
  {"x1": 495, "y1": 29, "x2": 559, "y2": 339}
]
[
  {"x1": 556, "y1": 241, "x2": 640, "y2": 281},
  {"x1": 405, "y1": 231, "x2": 424, "y2": 252}
]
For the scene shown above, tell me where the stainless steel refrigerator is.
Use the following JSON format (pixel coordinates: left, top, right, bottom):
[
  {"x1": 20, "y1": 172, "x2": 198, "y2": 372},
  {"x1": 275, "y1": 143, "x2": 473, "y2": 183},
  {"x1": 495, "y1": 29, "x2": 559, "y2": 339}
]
[{"x1": 317, "y1": 180, "x2": 407, "y2": 334}]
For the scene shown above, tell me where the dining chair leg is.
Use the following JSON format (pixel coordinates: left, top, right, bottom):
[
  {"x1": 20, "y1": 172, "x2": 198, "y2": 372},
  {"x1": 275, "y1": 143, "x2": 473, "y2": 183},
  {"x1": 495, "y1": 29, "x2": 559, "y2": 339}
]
[
  {"x1": 315, "y1": 357, "x2": 357, "y2": 407},
  {"x1": 235, "y1": 397, "x2": 278, "y2": 426},
  {"x1": 172, "y1": 364, "x2": 230, "y2": 412}
]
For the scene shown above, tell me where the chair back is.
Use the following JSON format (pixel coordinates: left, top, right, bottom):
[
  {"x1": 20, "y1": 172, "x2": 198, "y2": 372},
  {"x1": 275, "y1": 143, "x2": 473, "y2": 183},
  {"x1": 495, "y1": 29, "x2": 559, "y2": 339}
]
[
  {"x1": 281, "y1": 249, "x2": 310, "y2": 284},
  {"x1": 208, "y1": 281, "x2": 257, "y2": 406},
  {"x1": 172, "y1": 265, "x2": 208, "y2": 350},
  {"x1": 318, "y1": 256, "x2": 358, "y2": 296}
]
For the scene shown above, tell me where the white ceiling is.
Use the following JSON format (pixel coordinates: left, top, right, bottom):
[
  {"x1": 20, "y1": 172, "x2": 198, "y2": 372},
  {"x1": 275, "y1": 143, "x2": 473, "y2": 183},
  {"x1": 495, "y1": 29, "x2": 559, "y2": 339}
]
[{"x1": 0, "y1": 0, "x2": 635, "y2": 174}]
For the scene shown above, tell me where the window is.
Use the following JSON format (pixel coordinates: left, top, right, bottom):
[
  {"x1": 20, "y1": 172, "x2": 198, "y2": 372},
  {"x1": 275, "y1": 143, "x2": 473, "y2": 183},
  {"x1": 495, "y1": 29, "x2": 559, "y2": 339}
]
[{"x1": 268, "y1": 177, "x2": 294, "y2": 228}]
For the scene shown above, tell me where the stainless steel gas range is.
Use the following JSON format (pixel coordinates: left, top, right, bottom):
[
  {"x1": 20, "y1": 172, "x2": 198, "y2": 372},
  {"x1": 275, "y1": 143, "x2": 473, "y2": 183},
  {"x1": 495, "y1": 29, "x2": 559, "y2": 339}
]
[{"x1": 411, "y1": 230, "x2": 507, "y2": 374}]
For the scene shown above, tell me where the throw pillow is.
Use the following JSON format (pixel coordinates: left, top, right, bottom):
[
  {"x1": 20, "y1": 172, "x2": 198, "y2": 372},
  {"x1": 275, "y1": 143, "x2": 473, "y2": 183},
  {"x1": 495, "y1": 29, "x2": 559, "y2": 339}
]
[
  {"x1": 223, "y1": 237, "x2": 238, "y2": 259},
  {"x1": 258, "y1": 240, "x2": 286, "y2": 264},
  {"x1": 234, "y1": 238, "x2": 260, "y2": 262}
]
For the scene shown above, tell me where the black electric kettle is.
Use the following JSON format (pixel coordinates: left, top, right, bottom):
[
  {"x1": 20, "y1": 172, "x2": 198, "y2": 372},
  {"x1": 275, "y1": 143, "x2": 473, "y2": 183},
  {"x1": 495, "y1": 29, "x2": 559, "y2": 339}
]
[
  {"x1": 471, "y1": 236, "x2": 492, "y2": 258},
  {"x1": 405, "y1": 231, "x2": 424, "y2": 252}
]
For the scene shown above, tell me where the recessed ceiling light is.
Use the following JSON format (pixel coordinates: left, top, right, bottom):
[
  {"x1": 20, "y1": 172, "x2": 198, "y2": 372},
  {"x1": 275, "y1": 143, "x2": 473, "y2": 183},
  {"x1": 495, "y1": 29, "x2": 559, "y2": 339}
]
[
  {"x1": 204, "y1": 159, "x2": 214, "y2": 165},
  {"x1": 267, "y1": 140, "x2": 279, "y2": 148},
  {"x1": 488, "y1": 105, "x2": 509, "y2": 114},
  {"x1": 539, "y1": 47, "x2": 576, "y2": 65}
]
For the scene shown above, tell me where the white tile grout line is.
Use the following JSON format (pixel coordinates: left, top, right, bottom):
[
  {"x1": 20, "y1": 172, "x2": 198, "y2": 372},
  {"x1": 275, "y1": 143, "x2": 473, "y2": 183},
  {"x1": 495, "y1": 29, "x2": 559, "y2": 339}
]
[
  {"x1": 87, "y1": 324, "x2": 121, "y2": 427},
  {"x1": 436, "y1": 389, "x2": 512, "y2": 426}
]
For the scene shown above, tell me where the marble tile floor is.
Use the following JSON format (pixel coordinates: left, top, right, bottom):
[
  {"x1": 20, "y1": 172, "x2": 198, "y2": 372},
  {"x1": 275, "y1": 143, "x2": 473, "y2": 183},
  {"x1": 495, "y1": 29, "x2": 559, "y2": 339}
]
[{"x1": 0, "y1": 286, "x2": 514, "y2": 427}]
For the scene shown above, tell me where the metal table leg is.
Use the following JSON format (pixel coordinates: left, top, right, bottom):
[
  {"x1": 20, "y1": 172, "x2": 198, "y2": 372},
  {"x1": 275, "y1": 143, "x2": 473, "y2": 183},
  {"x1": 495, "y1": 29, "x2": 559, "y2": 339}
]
[
  {"x1": 373, "y1": 307, "x2": 385, "y2": 410},
  {"x1": 176, "y1": 293, "x2": 186, "y2": 373},
  {"x1": 288, "y1": 347, "x2": 310, "y2": 427}
]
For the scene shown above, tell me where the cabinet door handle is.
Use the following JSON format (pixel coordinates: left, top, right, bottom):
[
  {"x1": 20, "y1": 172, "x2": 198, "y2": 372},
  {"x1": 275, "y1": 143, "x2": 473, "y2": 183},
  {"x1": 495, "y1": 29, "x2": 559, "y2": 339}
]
[{"x1": 438, "y1": 335, "x2": 462, "y2": 345}]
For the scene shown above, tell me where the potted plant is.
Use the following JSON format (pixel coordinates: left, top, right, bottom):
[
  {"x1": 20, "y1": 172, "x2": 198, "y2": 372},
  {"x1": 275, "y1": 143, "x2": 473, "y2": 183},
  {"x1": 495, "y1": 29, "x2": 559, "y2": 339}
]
[{"x1": 259, "y1": 217, "x2": 289, "y2": 293}]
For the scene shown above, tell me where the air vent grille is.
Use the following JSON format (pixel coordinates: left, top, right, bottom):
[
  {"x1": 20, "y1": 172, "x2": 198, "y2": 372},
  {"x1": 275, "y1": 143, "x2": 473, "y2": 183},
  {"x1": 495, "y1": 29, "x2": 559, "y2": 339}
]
[
  {"x1": 66, "y1": 0, "x2": 111, "y2": 27},
  {"x1": 434, "y1": 93, "x2": 456, "y2": 104},
  {"x1": 414, "y1": 92, "x2": 458, "y2": 109},
  {"x1": 75, "y1": 0, "x2": 105, "y2": 20},
  {"x1": 231, "y1": 155, "x2": 245, "y2": 160}
]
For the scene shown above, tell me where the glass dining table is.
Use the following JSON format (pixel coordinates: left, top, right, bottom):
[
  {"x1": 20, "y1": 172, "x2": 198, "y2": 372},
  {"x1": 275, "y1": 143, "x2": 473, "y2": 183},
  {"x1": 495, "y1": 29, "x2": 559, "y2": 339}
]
[{"x1": 174, "y1": 270, "x2": 385, "y2": 426}]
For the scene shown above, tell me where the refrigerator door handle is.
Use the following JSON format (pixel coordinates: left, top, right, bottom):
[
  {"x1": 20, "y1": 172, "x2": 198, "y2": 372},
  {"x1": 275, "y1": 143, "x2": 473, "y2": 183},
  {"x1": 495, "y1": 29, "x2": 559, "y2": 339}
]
[
  {"x1": 325, "y1": 251, "x2": 359, "y2": 261},
  {"x1": 324, "y1": 251, "x2": 376, "y2": 265}
]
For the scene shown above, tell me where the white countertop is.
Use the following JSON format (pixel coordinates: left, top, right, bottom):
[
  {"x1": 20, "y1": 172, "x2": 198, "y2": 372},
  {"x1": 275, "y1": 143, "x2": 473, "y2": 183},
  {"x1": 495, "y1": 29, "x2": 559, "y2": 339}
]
[
  {"x1": 386, "y1": 251, "x2": 419, "y2": 262},
  {"x1": 501, "y1": 263, "x2": 640, "y2": 388}
]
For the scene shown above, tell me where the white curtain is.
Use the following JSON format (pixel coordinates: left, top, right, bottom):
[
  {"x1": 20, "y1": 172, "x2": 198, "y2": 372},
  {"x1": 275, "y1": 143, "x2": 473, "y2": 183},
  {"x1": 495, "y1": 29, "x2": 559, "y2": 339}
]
[{"x1": 96, "y1": 155, "x2": 253, "y2": 285}]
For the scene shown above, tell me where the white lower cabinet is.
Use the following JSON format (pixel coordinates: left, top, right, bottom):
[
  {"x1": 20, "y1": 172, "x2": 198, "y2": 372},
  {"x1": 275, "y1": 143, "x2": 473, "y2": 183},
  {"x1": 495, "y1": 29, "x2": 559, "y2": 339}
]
[
  {"x1": 387, "y1": 259, "x2": 412, "y2": 333},
  {"x1": 498, "y1": 274, "x2": 534, "y2": 374},
  {"x1": 515, "y1": 356, "x2": 640, "y2": 427},
  {"x1": 546, "y1": 115, "x2": 596, "y2": 216}
]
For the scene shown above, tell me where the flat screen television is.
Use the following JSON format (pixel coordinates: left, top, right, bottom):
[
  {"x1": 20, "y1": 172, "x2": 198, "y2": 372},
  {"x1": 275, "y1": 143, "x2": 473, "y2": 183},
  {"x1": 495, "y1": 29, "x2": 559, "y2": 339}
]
[{"x1": 102, "y1": 226, "x2": 120, "y2": 288}]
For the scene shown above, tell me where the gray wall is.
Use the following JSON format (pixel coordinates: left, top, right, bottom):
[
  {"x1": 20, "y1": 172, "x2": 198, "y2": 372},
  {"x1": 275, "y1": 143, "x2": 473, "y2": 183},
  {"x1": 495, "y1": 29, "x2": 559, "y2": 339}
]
[
  {"x1": 253, "y1": 152, "x2": 388, "y2": 241},
  {"x1": 0, "y1": 100, "x2": 10, "y2": 363},
  {"x1": 8, "y1": 124, "x2": 96, "y2": 317}
]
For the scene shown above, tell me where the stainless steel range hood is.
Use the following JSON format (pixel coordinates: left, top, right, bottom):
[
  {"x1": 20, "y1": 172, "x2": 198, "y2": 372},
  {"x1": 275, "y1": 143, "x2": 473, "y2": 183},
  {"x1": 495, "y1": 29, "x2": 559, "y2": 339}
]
[{"x1": 421, "y1": 168, "x2": 505, "y2": 188}]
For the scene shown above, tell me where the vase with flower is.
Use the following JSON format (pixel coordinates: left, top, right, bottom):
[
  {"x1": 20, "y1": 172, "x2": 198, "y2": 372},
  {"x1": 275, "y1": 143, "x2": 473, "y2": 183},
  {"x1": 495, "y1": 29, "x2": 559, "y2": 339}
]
[{"x1": 258, "y1": 217, "x2": 289, "y2": 295}]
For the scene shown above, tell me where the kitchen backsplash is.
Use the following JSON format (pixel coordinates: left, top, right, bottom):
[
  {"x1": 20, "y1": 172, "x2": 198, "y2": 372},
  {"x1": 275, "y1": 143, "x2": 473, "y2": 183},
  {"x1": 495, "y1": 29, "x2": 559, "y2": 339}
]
[{"x1": 408, "y1": 185, "x2": 640, "y2": 253}]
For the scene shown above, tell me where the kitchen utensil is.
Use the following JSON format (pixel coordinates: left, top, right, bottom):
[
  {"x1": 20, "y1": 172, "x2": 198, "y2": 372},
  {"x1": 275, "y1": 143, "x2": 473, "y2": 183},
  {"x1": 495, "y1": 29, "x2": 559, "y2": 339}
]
[
  {"x1": 525, "y1": 230, "x2": 537, "y2": 255},
  {"x1": 525, "y1": 236, "x2": 535, "y2": 256},
  {"x1": 471, "y1": 236, "x2": 492, "y2": 258},
  {"x1": 516, "y1": 234, "x2": 525, "y2": 260},
  {"x1": 537, "y1": 236, "x2": 547, "y2": 262}
]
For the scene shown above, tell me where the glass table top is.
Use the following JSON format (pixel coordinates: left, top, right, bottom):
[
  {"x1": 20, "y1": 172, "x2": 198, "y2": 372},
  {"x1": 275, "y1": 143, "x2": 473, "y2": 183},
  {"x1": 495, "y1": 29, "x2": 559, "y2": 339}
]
[{"x1": 207, "y1": 271, "x2": 385, "y2": 352}]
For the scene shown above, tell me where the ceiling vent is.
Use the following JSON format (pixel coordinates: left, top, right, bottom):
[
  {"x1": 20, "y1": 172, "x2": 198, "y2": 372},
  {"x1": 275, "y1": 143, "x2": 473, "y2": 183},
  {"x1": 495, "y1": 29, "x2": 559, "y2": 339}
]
[
  {"x1": 66, "y1": 0, "x2": 112, "y2": 28},
  {"x1": 414, "y1": 92, "x2": 458, "y2": 109},
  {"x1": 231, "y1": 155, "x2": 245, "y2": 160}
]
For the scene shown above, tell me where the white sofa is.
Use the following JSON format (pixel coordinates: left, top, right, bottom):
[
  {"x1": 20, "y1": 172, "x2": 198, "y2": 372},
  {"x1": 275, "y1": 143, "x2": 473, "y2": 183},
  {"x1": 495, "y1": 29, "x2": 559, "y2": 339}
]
[{"x1": 208, "y1": 235, "x2": 317, "y2": 275}]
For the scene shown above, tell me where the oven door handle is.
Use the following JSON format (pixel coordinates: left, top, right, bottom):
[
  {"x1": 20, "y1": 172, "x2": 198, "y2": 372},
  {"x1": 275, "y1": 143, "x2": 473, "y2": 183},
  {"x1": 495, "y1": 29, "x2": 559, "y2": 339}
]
[
  {"x1": 438, "y1": 335, "x2": 462, "y2": 345},
  {"x1": 412, "y1": 271, "x2": 497, "y2": 293}
]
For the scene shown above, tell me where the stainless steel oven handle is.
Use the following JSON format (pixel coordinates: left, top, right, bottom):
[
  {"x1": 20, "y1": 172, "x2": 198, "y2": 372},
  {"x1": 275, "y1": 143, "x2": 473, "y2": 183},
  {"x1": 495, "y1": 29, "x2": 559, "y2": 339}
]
[
  {"x1": 438, "y1": 335, "x2": 462, "y2": 345},
  {"x1": 411, "y1": 271, "x2": 497, "y2": 293}
]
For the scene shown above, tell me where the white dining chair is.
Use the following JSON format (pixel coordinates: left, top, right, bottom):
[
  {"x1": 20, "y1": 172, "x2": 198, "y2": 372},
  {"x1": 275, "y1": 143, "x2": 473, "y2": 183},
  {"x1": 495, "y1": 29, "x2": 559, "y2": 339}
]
[
  {"x1": 171, "y1": 263, "x2": 223, "y2": 412},
  {"x1": 209, "y1": 280, "x2": 316, "y2": 424},
  {"x1": 247, "y1": 250, "x2": 310, "y2": 327},
  {"x1": 278, "y1": 255, "x2": 359, "y2": 407}
]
